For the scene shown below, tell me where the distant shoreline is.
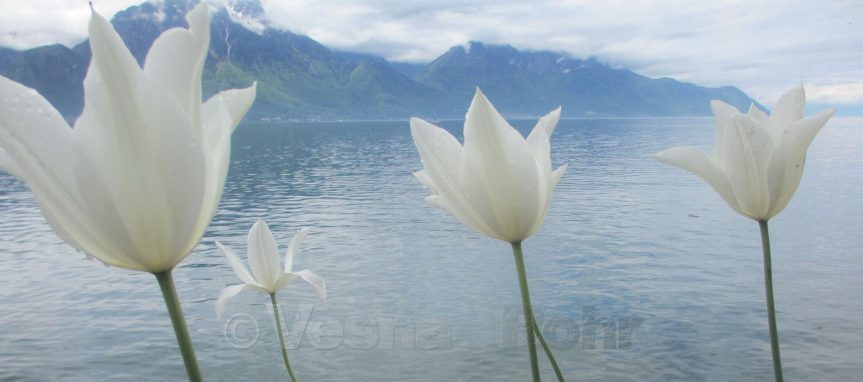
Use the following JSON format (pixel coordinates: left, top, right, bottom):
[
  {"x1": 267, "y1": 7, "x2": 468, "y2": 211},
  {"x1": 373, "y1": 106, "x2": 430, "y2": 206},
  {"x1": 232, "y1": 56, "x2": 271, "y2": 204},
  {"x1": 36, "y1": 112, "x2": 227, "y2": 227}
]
[{"x1": 246, "y1": 116, "x2": 718, "y2": 124}]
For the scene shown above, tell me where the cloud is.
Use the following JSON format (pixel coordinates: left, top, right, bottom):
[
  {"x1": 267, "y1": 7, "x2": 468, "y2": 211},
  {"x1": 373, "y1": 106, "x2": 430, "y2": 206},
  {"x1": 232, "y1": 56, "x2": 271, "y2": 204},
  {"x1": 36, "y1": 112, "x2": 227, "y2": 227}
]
[
  {"x1": 807, "y1": 82, "x2": 863, "y2": 105},
  {"x1": 0, "y1": 0, "x2": 149, "y2": 49},
  {"x1": 256, "y1": 0, "x2": 863, "y2": 105},
  {"x1": 1, "y1": 0, "x2": 861, "y2": 107}
]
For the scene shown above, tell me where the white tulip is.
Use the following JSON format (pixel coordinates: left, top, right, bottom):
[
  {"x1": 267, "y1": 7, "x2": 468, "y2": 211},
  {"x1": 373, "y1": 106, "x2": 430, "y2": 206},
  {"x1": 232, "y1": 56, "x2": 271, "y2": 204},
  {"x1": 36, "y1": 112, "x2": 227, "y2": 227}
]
[
  {"x1": 410, "y1": 88, "x2": 567, "y2": 243},
  {"x1": 0, "y1": 3, "x2": 256, "y2": 272},
  {"x1": 656, "y1": 85, "x2": 834, "y2": 220},
  {"x1": 216, "y1": 220, "x2": 326, "y2": 319}
]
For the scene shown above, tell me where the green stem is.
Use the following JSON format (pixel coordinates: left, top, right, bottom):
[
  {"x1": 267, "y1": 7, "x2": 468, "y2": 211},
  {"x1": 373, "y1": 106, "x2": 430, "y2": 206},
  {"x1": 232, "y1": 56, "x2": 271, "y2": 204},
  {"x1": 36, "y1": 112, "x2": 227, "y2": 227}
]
[
  {"x1": 759, "y1": 220, "x2": 783, "y2": 382},
  {"x1": 271, "y1": 294, "x2": 299, "y2": 382},
  {"x1": 532, "y1": 320, "x2": 566, "y2": 381},
  {"x1": 512, "y1": 241, "x2": 541, "y2": 382},
  {"x1": 154, "y1": 270, "x2": 203, "y2": 382}
]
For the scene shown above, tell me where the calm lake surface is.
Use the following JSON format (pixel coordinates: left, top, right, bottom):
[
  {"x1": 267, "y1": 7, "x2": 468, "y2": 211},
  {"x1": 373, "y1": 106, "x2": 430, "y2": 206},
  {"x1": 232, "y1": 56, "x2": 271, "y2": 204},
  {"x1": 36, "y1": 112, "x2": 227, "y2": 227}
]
[{"x1": 0, "y1": 117, "x2": 861, "y2": 381}]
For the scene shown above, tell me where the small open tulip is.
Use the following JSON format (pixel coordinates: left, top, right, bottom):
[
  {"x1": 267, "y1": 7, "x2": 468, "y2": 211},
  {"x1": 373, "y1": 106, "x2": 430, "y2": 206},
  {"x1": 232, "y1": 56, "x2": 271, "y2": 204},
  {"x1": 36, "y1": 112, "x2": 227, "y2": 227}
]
[
  {"x1": 411, "y1": 89, "x2": 567, "y2": 381},
  {"x1": 216, "y1": 220, "x2": 325, "y2": 382},
  {"x1": 655, "y1": 85, "x2": 833, "y2": 221},
  {"x1": 0, "y1": 3, "x2": 256, "y2": 272},
  {"x1": 411, "y1": 88, "x2": 567, "y2": 243},
  {"x1": 655, "y1": 85, "x2": 834, "y2": 382},
  {"x1": 216, "y1": 220, "x2": 326, "y2": 318},
  {"x1": 0, "y1": 4, "x2": 255, "y2": 381}
]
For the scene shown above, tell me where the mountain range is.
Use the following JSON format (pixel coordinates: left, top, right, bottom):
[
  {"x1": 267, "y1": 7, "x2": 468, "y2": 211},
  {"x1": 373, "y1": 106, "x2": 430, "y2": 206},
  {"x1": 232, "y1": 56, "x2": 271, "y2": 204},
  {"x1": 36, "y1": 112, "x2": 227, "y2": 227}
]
[{"x1": 0, "y1": 0, "x2": 759, "y2": 121}]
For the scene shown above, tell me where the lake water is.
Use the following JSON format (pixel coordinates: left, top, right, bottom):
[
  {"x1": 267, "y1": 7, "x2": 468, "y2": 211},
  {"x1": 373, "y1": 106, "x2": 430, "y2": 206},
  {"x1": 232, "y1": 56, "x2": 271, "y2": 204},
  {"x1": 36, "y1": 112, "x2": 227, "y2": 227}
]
[{"x1": 0, "y1": 117, "x2": 861, "y2": 381}]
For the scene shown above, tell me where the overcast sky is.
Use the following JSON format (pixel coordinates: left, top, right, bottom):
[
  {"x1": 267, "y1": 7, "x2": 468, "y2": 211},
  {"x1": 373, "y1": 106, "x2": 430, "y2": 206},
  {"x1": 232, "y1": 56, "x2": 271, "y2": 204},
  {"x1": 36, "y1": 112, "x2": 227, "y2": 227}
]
[{"x1": 0, "y1": 0, "x2": 861, "y2": 112}]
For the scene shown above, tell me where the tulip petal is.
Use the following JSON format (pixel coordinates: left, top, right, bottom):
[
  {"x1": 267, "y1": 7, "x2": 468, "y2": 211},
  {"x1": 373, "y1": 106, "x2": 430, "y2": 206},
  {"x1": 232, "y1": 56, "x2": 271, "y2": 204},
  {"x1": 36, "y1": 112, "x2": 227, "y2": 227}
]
[
  {"x1": 143, "y1": 2, "x2": 209, "y2": 124},
  {"x1": 202, "y1": 84, "x2": 258, "y2": 151},
  {"x1": 462, "y1": 89, "x2": 541, "y2": 240},
  {"x1": 285, "y1": 228, "x2": 309, "y2": 273},
  {"x1": 410, "y1": 118, "x2": 462, "y2": 181},
  {"x1": 413, "y1": 170, "x2": 437, "y2": 191},
  {"x1": 196, "y1": 84, "x2": 258, "y2": 256},
  {"x1": 71, "y1": 9, "x2": 207, "y2": 271},
  {"x1": 0, "y1": 77, "x2": 73, "y2": 182},
  {"x1": 416, "y1": 170, "x2": 462, "y2": 213},
  {"x1": 526, "y1": 108, "x2": 562, "y2": 233},
  {"x1": 529, "y1": 106, "x2": 562, "y2": 139},
  {"x1": 765, "y1": 108, "x2": 834, "y2": 218},
  {"x1": 528, "y1": 163, "x2": 568, "y2": 238},
  {"x1": 216, "y1": 241, "x2": 257, "y2": 286},
  {"x1": 424, "y1": 195, "x2": 447, "y2": 210},
  {"x1": 710, "y1": 101, "x2": 773, "y2": 218},
  {"x1": 86, "y1": 9, "x2": 142, "y2": 97},
  {"x1": 292, "y1": 269, "x2": 327, "y2": 304},
  {"x1": 0, "y1": 76, "x2": 148, "y2": 269},
  {"x1": 784, "y1": 108, "x2": 834, "y2": 152},
  {"x1": 200, "y1": 84, "x2": 257, "y2": 205},
  {"x1": 410, "y1": 117, "x2": 497, "y2": 238},
  {"x1": 0, "y1": 148, "x2": 20, "y2": 178},
  {"x1": 527, "y1": 107, "x2": 561, "y2": 178},
  {"x1": 748, "y1": 103, "x2": 769, "y2": 122},
  {"x1": 0, "y1": 78, "x2": 74, "y2": 198},
  {"x1": 655, "y1": 146, "x2": 743, "y2": 216},
  {"x1": 247, "y1": 220, "x2": 281, "y2": 290},
  {"x1": 201, "y1": 84, "x2": 257, "y2": 192},
  {"x1": 216, "y1": 284, "x2": 251, "y2": 319},
  {"x1": 463, "y1": 90, "x2": 534, "y2": 169},
  {"x1": 273, "y1": 273, "x2": 296, "y2": 293},
  {"x1": 722, "y1": 114, "x2": 774, "y2": 218},
  {"x1": 768, "y1": 85, "x2": 805, "y2": 132},
  {"x1": 551, "y1": 164, "x2": 568, "y2": 189},
  {"x1": 710, "y1": 100, "x2": 741, "y2": 160}
]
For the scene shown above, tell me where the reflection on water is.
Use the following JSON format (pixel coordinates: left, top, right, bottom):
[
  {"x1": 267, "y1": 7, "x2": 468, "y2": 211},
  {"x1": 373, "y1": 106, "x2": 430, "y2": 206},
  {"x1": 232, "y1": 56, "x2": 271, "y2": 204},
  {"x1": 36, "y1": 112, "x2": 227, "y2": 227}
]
[{"x1": 0, "y1": 118, "x2": 861, "y2": 381}]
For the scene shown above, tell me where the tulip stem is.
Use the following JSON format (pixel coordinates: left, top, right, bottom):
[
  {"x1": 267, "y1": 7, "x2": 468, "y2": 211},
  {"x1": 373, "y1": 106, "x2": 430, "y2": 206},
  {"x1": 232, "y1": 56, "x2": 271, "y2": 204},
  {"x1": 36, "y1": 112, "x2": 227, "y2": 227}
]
[
  {"x1": 758, "y1": 220, "x2": 783, "y2": 382},
  {"x1": 532, "y1": 320, "x2": 566, "y2": 381},
  {"x1": 270, "y1": 293, "x2": 299, "y2": 382},
  {"x1": 154, "y1": 270, "x2": 203, "y2": 382},
  {"x1": 512, "y1": 241, "x2": 542, "y2": 382}
]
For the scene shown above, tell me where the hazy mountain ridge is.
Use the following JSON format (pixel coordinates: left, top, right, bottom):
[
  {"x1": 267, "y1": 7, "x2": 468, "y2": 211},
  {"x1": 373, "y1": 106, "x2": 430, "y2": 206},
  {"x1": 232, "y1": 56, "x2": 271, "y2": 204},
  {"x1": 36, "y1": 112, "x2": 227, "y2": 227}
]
[
  {"x1": 0, "y1": 44, "x2": 87, "y2": 118},
  {"x1": 415, "y1": 43, "x2": 757, "y2": 117},
  {"x1": 0, "y1": 0, "x2": 759, "y2": 121},
  {"x1": 0, "y1": 47, "x2": 19, "y2": 69}
]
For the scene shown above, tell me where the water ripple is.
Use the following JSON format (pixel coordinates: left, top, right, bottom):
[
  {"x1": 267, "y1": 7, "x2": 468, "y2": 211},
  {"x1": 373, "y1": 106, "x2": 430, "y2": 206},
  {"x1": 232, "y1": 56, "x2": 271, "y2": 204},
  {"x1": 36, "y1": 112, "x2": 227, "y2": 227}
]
[{"x1": 0, "y1": 118, "x2": 860, "y2": 380}]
